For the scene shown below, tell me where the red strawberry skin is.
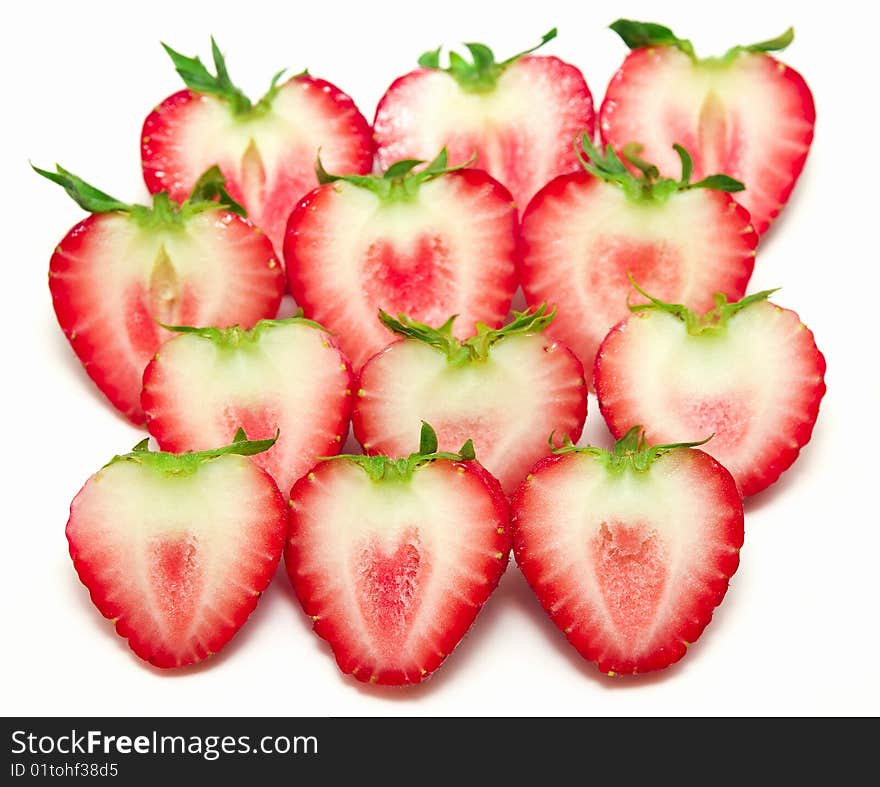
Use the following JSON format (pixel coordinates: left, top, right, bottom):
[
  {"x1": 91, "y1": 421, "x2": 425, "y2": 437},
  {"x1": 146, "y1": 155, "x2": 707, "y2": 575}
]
[
  {"x1": 519, "y1": 170, "x2": 756, "y2": 377},
  {"x1": 512, "y1": 448, "x2": 744, "y2": 675},
  {"x1": 142, "y1": 76, "x2": 373, "y2": 254},
  {"x1": 49, "y1": 212, "x2": 283, "y2": 424},
  {"x1": 374, "y1": 56, "x2": 594, "y2": 211},
  {"x1": 286, "y1": 458, "x2": 510, "y2": 685},
  {"x1": 284, "y1": 168, "x2": 518, "y2": 370},
  {"x1": 594, "y1": 302, "x2": 826, "y2": 497},
  {"x1": 600, "y1": 46, "x2": 815, "y2": 235},
  {"x1": 67, "y1": 454, "x2": 287, "y2": 669}
]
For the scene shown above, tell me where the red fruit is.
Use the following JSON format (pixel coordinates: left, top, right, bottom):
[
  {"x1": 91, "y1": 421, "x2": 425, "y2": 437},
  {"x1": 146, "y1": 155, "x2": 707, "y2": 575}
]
[
  {"x1": 599, "y1": 20, "x2": 815, "y2": 235},
  {"x1": 284, "y1": 151, "x2": 518, "y2": 370},
  {"x1": 373, "y1": 29, "x2": 594, "y2": 212},
  {"x1": 67, "y1": 432, "x2": 287, "y2": 668},
  {"x1": 594, "y1": 286, "x2": 826, "y2": 497},
  {"x1": 285, "y1": 424, "x2": 510, "y2": 685},
  {"x1": 37, "y1": 164, "x2": 284, "y2": 424},
  {"x1": 353, "y1": 306, "x2": 586, "y2": 494},
  {"x1": 512, "y1": 427, "x2": 744, "y2": 675},
  {"x1": 520, "y1": 137, "x2": 756, "y2": 376},
  {"x1": 142, "y1": 317, "x2": 353, "y2": 498},
  {"x1": 142, "y1": 38, "x2": 372, "y2": 255}
]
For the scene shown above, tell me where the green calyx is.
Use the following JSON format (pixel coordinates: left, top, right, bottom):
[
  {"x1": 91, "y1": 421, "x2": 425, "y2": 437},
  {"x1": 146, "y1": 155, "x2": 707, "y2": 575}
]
[
  {"x1": 576, "y1": 135, "x2": 744, "y2": 204},
  {"x1": 162, "y1": 37, "x2": 292, "y2": 117},
  {"x1": 159, "y1": 311, "x2": 330, "y2": 348},
  {"x1": 628, "y1": 276, "x2": 780, "y2": 336},
  {"x1": 379, "y1": 304, "x2": 555, "y2": 366},
  {"x1": 554, "y1": 425, "x2": 710, "y2": 473},
  {"x1": 323, "y1": 422, "x2": 475, "y2": 482},
  {"x1": 317, "y1": 148, "x2": 474, "y2": 201},
  {"x1": 33, "y1": 163, "x2": 246, "y2": 226},
  {"x1": 104, "y1": 428, "x2": 277, "y2": 476},
  {"x1": 417, "y1": 28, "x2": 557, "y2": 93},
  {"x1": 609, "y1": 19, "x2": 794, "y2": 63}
]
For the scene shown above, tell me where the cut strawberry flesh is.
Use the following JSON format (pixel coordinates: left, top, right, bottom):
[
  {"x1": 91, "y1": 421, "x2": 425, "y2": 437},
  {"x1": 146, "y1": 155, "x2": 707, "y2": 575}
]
[
  {"x1": 143, "y1": 77, "x2": 373, "y2": 255},
  {"x1": 67, "y1": 456, "x2": 287, "y2": 668},
  {"x1": 353, "y1": 335, "x2": 586, "y2": 494},
  {"x1": 374, "y1": 56, "x2": 595, "y2": 211},
  {"x1": 600, "y1": 48, "x2": 815, "y2": 234},
  {"x1": 520, "y1": 172, "x2": 755, "y2": 376},
  {"x1": 286, "y1": 459, "x2": 509, "y2": 684},
  {"x1": 142, "y1": 322, "x2": 352, "y2": 497},
  {"x1": 50, "y1": 212, "x2": 283, "y2": 424},
  {"x1": 285, "y1": 169, "x2": 518, "y2": 370},
  {"x1": 512, "y1": 449, "x2": 743, "y2": 674},
  {"x1": 595, "y1": 302, "x2": 826, "y2": 497}
]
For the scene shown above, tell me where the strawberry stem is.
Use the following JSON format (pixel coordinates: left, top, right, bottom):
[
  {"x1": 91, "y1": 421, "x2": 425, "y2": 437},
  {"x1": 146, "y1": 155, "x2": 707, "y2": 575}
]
[
  {"x1": 627, "y1": 275, "x2": 780, "y2": 336},
  {"x1": 323, "y1": 423, "x2": 475, "y2": 482},
  {"x1": 554, "y1": 426, "x2": 712, "y2": 473},
  {"x1": 418, "y1": 28, "x2": 557, "y2": 93},
  {"x1": 379, "y1": 305, "x2": 555, "y2": 365},
  {"x1": 158, "y1": 312, "x2": 331, "y2": 346}
]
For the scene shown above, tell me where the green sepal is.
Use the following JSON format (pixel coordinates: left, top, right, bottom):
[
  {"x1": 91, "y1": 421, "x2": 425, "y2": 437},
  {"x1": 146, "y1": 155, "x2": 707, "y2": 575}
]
[
  {"x1": 158, "y1": 311, "x2": 332, "y2": 347},
  {"x1": 553, "y1": 425, "x2": 711, "y2": 473},
  {"x1": 610, "y1": 19, "x2": 794, "y2": 61},
  {"x1": 104, "y1": 428, "x2": 278, "y2": 475},
  {"x1": 417, "y1": 28, "x2": 557, "y2": 93},
  {"x1": 379, "y1": 304, "x2": 555, "y2": 366},
  {"x1": 35, "y1": 163, "x2": 247, "y2": 225},
  {"x1": 609, "y1": 19, "x2": 695, "y2": 58},
  {"x1": 627, "y1": 275, "x2": 780, "y2": 336},
  {"x1": 316, "y1": 147, "x2": 475, "y2": 201},
  {"x1": 322, "y1": 422, "x2": 475, "y2": 482},
  {"x1": 162, "y1": 37, "x2": 290, "y2": 117},
  {"x1": 576, "y1": 135, "x2": 744, "y2": 203}
]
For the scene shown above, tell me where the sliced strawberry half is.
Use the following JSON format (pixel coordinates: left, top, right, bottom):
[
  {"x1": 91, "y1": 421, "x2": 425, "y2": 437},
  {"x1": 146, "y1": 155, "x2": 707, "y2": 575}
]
[
  {"x1": 353, "y1": 307, "x2": 586, "y2": 494},
  {"x1": 512, "y1": 427, "x2": 744, "y2": 675},
  {"x1": 595, "y1": 286, "x2": 826, "y2": 497},
  {"x1": 142, "y1": 316, "x2": 353, "y2": 497},
  {"x1": 285, "y1": 424, "x2": 510, "y2": 685},
  {"x1": 67, "y1": 431, "x2": 287, "y2": 668},
  {"x1": 373, "y1": 29, "x2": 594, "y2": 211},
  {"x1": 142, "y1": 38, "x2": 373, "y2": 255},
  {"x1": 600, "y1": 20, "x2": 815, "y2": 235},
  {"x1": 37, "y1": 165, "x2": 284, "y2": 424},
  {"x1": 519, "y1": 137, "x2": 756, "y2": 377},
  {"x1": 284, "y1": 150, "x2": 518, "y2": 370}
]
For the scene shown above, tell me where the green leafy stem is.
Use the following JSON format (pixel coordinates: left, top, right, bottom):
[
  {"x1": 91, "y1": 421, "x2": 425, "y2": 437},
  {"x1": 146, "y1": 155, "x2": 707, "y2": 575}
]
[
  {"x1": 379, "y1": 304, "x2": 554, "y2": 366},
  {"x1": 33, "y1": 163, "x2": 245, "y2": 225},
  {"x1": 323, "y1": 422, "x2": 475, "y2": 482}
]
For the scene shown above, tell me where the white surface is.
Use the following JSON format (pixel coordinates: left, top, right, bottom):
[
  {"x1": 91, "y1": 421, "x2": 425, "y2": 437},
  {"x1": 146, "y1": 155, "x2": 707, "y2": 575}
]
[{"x1": 3, "y1": 0, "x2": 877, "y2": 717}]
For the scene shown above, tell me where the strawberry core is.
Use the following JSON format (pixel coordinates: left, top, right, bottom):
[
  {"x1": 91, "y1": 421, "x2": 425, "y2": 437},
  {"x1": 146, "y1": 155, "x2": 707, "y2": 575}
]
[{"x1": 148, "y1": 534, "x2": 203, "y2": 636}]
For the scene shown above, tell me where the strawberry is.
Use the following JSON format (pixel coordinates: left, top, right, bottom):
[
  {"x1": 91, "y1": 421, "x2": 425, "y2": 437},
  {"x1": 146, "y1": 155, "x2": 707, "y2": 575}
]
[
  {"x1": 373, "y1": 29, "x2": 595, "y2": 211},
  {"x1": 512, "y1": 427, "x2": 744, "y2": 675},
  {"x1": 594, "y1": 285, "x2": 826, "y2": 497},
  {"x1": 352, "y1": 306, "x2": 586, "y2": 495},
  {"x1": 67, "y1": 430, "x2": 287, "y2": 669},
  {"x1": 37, "y1": 165, "x2": 284, "y2": 425},
  {"x1": 142, "y1": 316, "x2": 353, "y2": 498},
  {"x1": 519, "y1": 137, "x2": 756, "y2": 377},
  {"x1": 284, "y1": 150, "x2": 518, "y2": 370},
  {"x1": 600, "y1": 19, "x2": 815, "y2": 235},
  {"x1": 142, "y1": 38, "x2": 373, "y2": 256},
  {"x1": 285, "y1": 423, "x2": 509, "y2": 685}
]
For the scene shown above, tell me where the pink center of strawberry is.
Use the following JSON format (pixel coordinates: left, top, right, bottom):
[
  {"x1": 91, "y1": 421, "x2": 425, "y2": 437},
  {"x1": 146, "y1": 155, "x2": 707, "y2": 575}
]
[
  {"x1": 676, "y1": 394, "x2": 750, "y2": 447},
  {"x1": 362, "y1": 236, "x2": 454, "y2": 320},
  {"x1": 354, "y1": 528, "x2": 426, "y2": 650},
  {"x1": 148, "y1": 534, "x2": 203, "y2": 636},
  {"x1": 223, "y1": 403, "x2": 281, "y2": 476},
  {"x1": 592, "y1": 521, "x2": 668, "y2": 643},
  {"x1": 587, "y1": 237, "x2": 683, "y2": 309}
]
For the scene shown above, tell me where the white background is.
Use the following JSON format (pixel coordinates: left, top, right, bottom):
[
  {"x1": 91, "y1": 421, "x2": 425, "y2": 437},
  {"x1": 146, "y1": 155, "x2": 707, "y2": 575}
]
[{"x1": 3, "y1": 0, "x2": 878, "y2": 717}]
